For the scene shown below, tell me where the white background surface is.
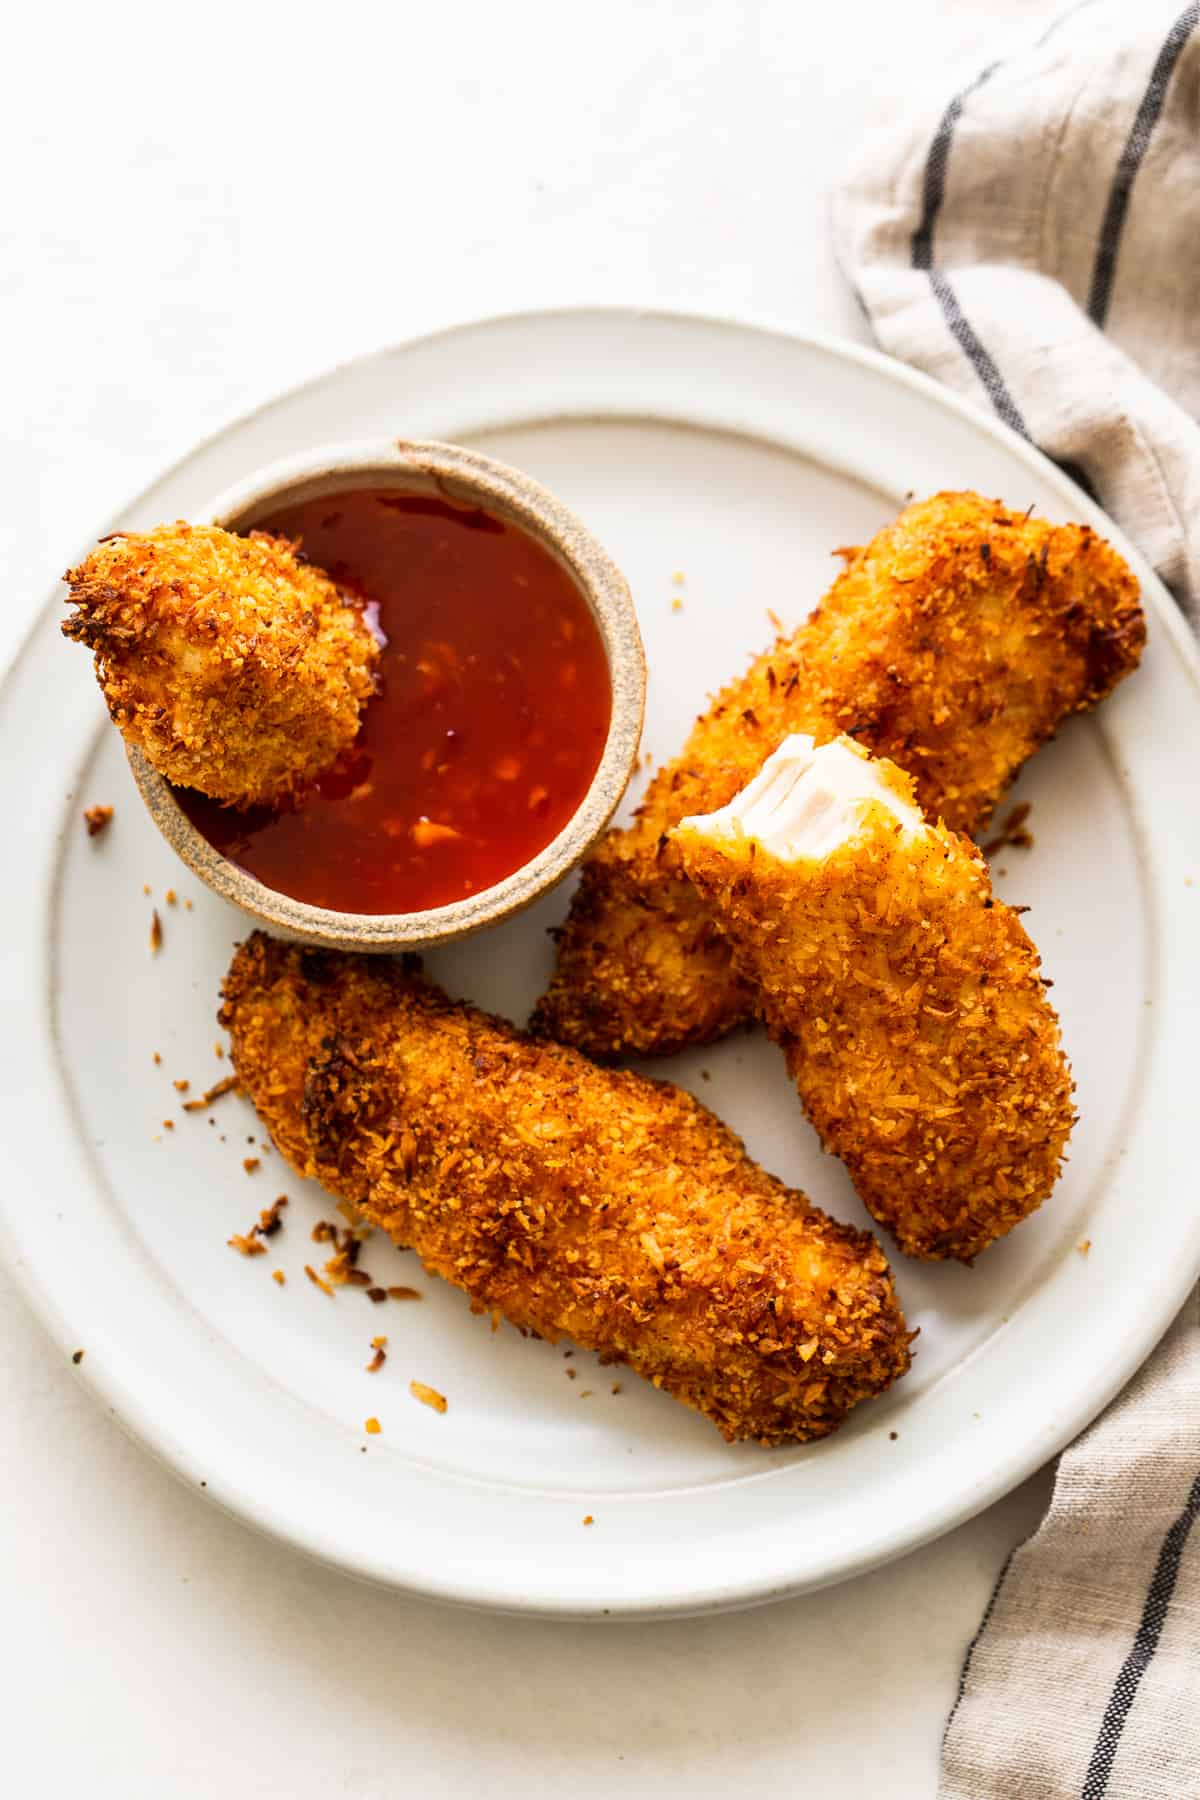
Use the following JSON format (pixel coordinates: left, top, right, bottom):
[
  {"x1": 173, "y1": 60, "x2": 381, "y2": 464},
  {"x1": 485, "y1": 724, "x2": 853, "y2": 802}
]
[{"x1": 5, "y1": 1, "x2": 1066, "y2": 1793}]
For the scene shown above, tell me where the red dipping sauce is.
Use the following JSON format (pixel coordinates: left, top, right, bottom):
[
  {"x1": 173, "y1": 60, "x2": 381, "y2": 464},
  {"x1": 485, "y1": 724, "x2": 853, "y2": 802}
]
[{"x1": 178, "y1": 489, "x2": 612, "y2": 913}]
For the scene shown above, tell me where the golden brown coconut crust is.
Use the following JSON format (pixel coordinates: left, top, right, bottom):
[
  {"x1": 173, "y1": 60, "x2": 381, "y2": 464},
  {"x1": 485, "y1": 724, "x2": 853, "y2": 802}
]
[
  {"x1": 220, "y1": 933, "x2": 913, "y2": 1444},
  {"x1": 674, "y1": 756, "x2": 1076, "y2": 1262},
  {"x1": 63, "y1": 522, "x2": 379, "y2": 807},
  {"x1": 531, "y1": 492, "x2": 1144, "y2": 1058}
]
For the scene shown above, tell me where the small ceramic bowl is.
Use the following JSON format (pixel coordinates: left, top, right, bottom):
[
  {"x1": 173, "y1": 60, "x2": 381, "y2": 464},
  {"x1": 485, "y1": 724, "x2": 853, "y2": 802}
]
[{"x1": 128, "y1": 438, "x2": 645, "y2": 950}]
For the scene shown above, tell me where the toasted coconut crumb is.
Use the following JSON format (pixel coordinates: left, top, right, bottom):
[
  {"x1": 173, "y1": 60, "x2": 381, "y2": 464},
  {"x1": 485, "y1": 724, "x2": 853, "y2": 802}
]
[
  {"x1": 671, "y1": 597, "x2": 683, "y2": 613},
  {"x1": 228, "y1": 1231, "x2": 266, "y2": 1257},
  {"x1": 582, "y1": 1514, "x2": 594, "y2": 1526},
  {"x1": 566, "y1": 1367, "x2": 577, "y2": 1380},
  {"x1": 150, "y1": 909, "x2": 163, "y2": 953},
  {"x1": 257, "y1": 1196, "x2": 288, "y2": 1237},
  {"x1": 173, "y1": 1079, "x2": 190, "y2": 1093},
  {"x1": 364, "y1": 1417, "x2": 382, "y2": 1434},
  {"x1": 152, "y1": 1052, "x2": 162, "y2": 1065},
  {"x1": 1078, "y1": 1238, "x2": 1092, "y2": 1256},
  {"x1": 142, "y1": 883, "x2": 151, "y2": 896},
  {"x1": 367, "y1": 1286, "x2": 388, "y2": 1304},
  {"x1": 165, "y1": 888, "x2": 177, "y2": 906},
  {"x1": 305, "y1": 1264, "x2": 334, "y2": 1297},
  {"x1": 410, "y1": 1381, "x2": 447, "y2": 1414},
  {"x1": 272, "y1": 1269, "x2": 286, "y2": 1286},
  {"x1": 228, "y1": 1195, "x2": 286, "y2": 1254},
  {"x1": 72, "y1": 1349, "x2": 85, "y2": 1365},
  {"x1": 243, "y1": 1156, "x2": 260, "y2": 1174},
  {"x1": 182, "y1": 1074, "x2": 238, "y2": 1112},
  {"x1": 316, "y1": 1218, "x2": 373, "y2": 1288},
  {"x1": 162, "y1": 1119, "x2": 174, "y2": 1131},
  {"x1": 366, "y1": 1336, "x2": 388, "y2": 1374},
  {"x1": 84, "y1": 805, "x2": 113, "y2": 837},
  {"x1": 982, "y1": 801, "x2": 1034, "y2": 857},
  {"x1": 767, "y1": 607, "x2": 785, "y2": 633},
  {"x1": 387, "y1": 1286, "x2": 422, "y2": 1301},
  {"x1": 214, "y1": 1042, "x2": 225, "y2": 1058}
]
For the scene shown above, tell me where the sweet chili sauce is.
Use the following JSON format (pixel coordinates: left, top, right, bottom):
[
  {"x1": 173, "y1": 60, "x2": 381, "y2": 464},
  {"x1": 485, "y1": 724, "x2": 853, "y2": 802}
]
[{"x1": 178, "y1": 488, "x2": 612, "y2": 913}]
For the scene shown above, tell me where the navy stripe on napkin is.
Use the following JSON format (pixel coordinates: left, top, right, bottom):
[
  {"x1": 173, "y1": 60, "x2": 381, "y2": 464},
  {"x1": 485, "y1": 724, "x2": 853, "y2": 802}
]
[
  {"x1": 1080, "y1": 1469, "x2": 1200, "y2": 1799},
  {"x1": 1087, "y1": 3, "x2": 1200, "y2": 328}
]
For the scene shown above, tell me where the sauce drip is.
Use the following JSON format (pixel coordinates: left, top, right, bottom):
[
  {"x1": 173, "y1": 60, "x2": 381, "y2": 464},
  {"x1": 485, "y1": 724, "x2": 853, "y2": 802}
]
[{"x1": 179, "y1": 488, "x2": 612, "y2": 913}]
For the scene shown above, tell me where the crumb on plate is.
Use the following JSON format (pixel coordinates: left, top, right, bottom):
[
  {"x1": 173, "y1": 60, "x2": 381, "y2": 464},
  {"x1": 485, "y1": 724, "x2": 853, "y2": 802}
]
[
  {"x1": 228, "y1": 1231, "x2": 266, "y2": 1257},
  {"x1": 982, "y1": 801, "x2": 1034, "y2": 857},
  {"x1": 182, "y1": 1074, "x2": 238, "y2": 1112}
]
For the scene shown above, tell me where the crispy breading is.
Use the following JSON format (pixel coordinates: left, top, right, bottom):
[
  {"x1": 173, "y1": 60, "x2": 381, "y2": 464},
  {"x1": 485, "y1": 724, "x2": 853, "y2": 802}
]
[
  {"x1": 220, "y1": 933, "x2": 912, "y2": 1445},
  {"x1": 63, "y1": 522, "x2": 379, "y2": 807},
  {"x1": 673, "y1": 737, "x2": 1075, "y2": 1262},
  {"x1": 531, "y1": 492, "x2": 1144, "y2": 1058}
]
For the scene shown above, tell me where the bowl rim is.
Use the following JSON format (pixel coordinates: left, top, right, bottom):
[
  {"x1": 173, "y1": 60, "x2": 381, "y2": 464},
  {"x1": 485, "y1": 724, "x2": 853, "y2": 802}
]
[{"x1": 127, "y1": 436, "x2": 646, "y2": 950}]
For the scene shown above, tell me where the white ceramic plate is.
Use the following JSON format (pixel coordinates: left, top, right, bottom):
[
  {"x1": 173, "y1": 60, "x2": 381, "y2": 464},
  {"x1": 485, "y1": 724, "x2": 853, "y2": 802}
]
[{"x1": 4, "y1": 309, "x2": 1197, "y2": 1618}]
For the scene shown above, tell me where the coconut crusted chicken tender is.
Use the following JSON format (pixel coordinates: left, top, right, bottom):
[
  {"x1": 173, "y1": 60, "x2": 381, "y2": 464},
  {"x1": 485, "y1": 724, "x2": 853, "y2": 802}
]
[
  {"x1": 220, "y1": 933, "x2": 912, "y2": 1445},
  {"x1": 531, "y1": 491, "x2": 1143, "y2": 1059},
  {"x1": 62, "y1": 522, "x2": 379, "y2": 808},
  {"x1": 672, "y1": 736, "x2": 1075, "y2": 1263}
]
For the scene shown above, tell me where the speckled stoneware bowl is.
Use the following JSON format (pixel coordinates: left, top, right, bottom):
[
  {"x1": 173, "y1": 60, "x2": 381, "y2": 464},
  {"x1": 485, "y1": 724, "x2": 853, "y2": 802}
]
[{"x1": 127, "y1": 438, "x2": 645, "y2": 950}]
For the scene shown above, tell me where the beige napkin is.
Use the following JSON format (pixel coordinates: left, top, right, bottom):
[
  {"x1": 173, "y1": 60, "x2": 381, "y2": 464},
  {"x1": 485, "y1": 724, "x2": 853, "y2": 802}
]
[{"x1": 834, "y1": 6, "x2": 1200, "y2": 1794}]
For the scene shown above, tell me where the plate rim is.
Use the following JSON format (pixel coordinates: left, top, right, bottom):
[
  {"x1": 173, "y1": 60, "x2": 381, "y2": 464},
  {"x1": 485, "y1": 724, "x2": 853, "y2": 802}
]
[{"x1": 6, "y1": 305, "x2": 1198, "y2": 1618}]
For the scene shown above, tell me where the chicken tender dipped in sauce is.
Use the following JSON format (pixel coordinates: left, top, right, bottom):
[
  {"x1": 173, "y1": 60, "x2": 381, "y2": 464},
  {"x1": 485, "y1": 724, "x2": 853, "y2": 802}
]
[{"x1": 63, "y1": 522, "x2": 379, "y2": 808}]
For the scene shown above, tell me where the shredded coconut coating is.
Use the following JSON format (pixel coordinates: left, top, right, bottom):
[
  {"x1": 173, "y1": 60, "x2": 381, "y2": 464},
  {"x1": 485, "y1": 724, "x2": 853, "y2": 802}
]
[
  {"x1": 63, "y1": 522, "x2": 379, "y2": 807},
  {"x1": 220, "y1": 933, "x2": 912, "y2": 1444},
  {"x1": 531, "y1": 491, "x2": 1143, "y2": 1058},
  {"x1": 673, "y1": 755, "x2": 1075, "y2": 1262}
]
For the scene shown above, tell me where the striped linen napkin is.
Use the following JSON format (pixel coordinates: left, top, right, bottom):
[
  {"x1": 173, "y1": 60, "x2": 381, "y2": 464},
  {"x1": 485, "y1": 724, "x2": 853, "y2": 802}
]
[{"x1": 835, "y1": 6, "x2": 1200, "y2": 1795}]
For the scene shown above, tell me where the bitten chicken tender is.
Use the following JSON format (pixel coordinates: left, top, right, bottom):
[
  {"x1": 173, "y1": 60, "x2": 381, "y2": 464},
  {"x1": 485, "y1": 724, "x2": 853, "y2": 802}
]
[
  {"x1": 531, "y1": 492, "x2": 1143, "y2": 1058},
  {"x1": 63, "y1": 522, "x2": 379, "y2": 807},
  {"x1": 673, "y1": 736, "x2": 1075, "y2": 1262},
  {"x1": 220, "y1": 933, "x2": 912, "y2": 1444}
]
